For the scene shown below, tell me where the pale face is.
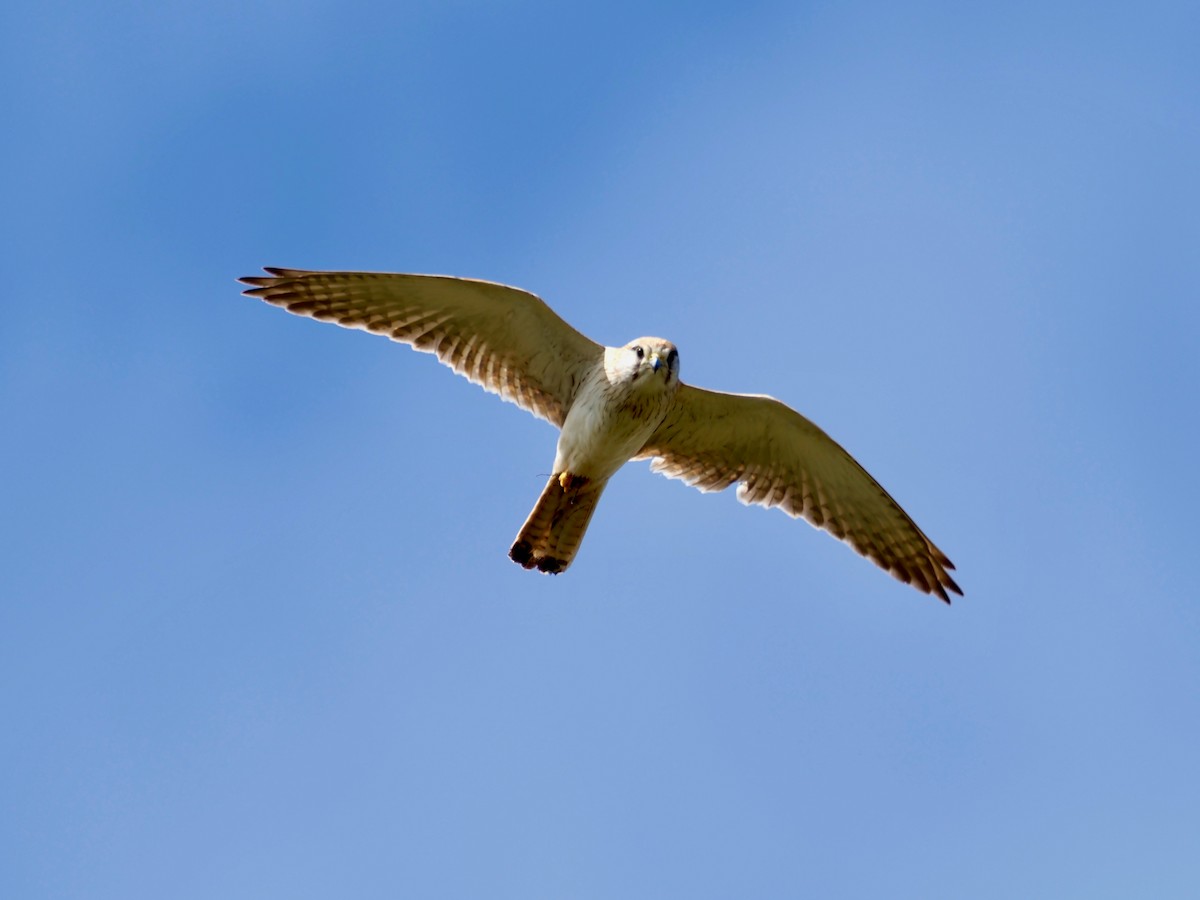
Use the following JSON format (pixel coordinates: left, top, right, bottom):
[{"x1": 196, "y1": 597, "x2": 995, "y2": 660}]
[{"x1": 613, "y1": 337, "x2": 680, "y2": 387}]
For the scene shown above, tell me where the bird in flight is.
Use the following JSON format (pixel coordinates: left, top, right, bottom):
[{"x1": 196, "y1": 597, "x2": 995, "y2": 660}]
[{"x1": 240, "y1": 268, "x2": 962, "y2": 602}]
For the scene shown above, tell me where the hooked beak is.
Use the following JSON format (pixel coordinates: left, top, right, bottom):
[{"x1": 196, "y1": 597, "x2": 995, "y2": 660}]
[{"x1": 649, "y1": 353, "x2": 662, "y2": 372}]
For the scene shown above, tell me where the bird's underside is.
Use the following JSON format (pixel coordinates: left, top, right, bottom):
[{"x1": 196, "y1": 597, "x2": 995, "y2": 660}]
[{"x1": 240, "y1": 266, "x2": 963, "y2": 603}]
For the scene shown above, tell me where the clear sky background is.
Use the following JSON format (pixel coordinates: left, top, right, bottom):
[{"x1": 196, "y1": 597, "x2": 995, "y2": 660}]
[{"x1": 3, "y1": 1, "x2": 1198, "y2": 897}]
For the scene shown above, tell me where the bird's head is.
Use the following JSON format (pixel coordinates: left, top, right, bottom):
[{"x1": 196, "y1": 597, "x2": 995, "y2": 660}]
[{"x1": 612, "y1": 337, "x2": 679, "y2": 387}]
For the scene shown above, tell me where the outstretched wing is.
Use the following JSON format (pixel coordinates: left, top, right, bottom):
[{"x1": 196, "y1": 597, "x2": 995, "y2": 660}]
[
  {"x1": 636, "y1": 385, "x2": 961, "y2": 602},
  {"x1": 239, "y1": 268, "x2": 603, "y2": 427}
]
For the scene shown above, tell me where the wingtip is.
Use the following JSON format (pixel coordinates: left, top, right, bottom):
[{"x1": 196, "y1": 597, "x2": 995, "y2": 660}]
[
  {"x1": 239, "y1": 267, "x2": 307, "y2": 296},
  {"x1": 263, "y1": 266, "x2": 316, "y2": 278},
  {"x1": 237, "y1": 266, "x2": 311, "y2": 287},
  {"x1": 237, "y1": 267, "x2": 275, "y2": 291},
  {"x1": 933, "y1": 573, "x2": 964, "y2": 605}
]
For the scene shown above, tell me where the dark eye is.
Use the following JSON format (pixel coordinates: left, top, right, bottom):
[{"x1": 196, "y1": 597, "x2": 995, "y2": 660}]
[
  {"x1": 667, "y1": 348, "x2": 678, "y2": 366},
  {"x1": 633, "y1": 346, "x2": 644, "y2": 359}
]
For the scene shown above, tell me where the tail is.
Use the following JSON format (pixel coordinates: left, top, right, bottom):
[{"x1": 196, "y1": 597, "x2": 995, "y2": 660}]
[{"x1": 509, "y1": 474, "x2": 608, "y2": 574}]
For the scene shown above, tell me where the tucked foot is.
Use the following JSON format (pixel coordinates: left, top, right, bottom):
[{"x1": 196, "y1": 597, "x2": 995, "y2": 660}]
[{"x1": 557, "y1": 472, "x2": 588, "y2": 492}]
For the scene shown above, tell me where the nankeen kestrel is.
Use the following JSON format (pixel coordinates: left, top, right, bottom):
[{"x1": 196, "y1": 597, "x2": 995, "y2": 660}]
[{"x1": 240, "y1": 268, "x2": 962, "y2": 602}]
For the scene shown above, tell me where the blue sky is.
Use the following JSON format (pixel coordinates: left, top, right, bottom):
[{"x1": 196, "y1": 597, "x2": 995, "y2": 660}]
[{"x1": 3, "y1": 1, "x2": 1198, "y2": 897}]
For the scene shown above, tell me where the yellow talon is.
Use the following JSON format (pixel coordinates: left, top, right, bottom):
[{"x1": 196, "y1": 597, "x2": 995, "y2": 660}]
[{"x1": 558, "y1": 472, "x2": 589, "y2": 492}]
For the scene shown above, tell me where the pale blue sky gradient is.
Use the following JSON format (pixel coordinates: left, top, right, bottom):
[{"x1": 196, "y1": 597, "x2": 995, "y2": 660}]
[{"x1": 3, "y1": 1, "x2": 1199, "y2": 897}]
